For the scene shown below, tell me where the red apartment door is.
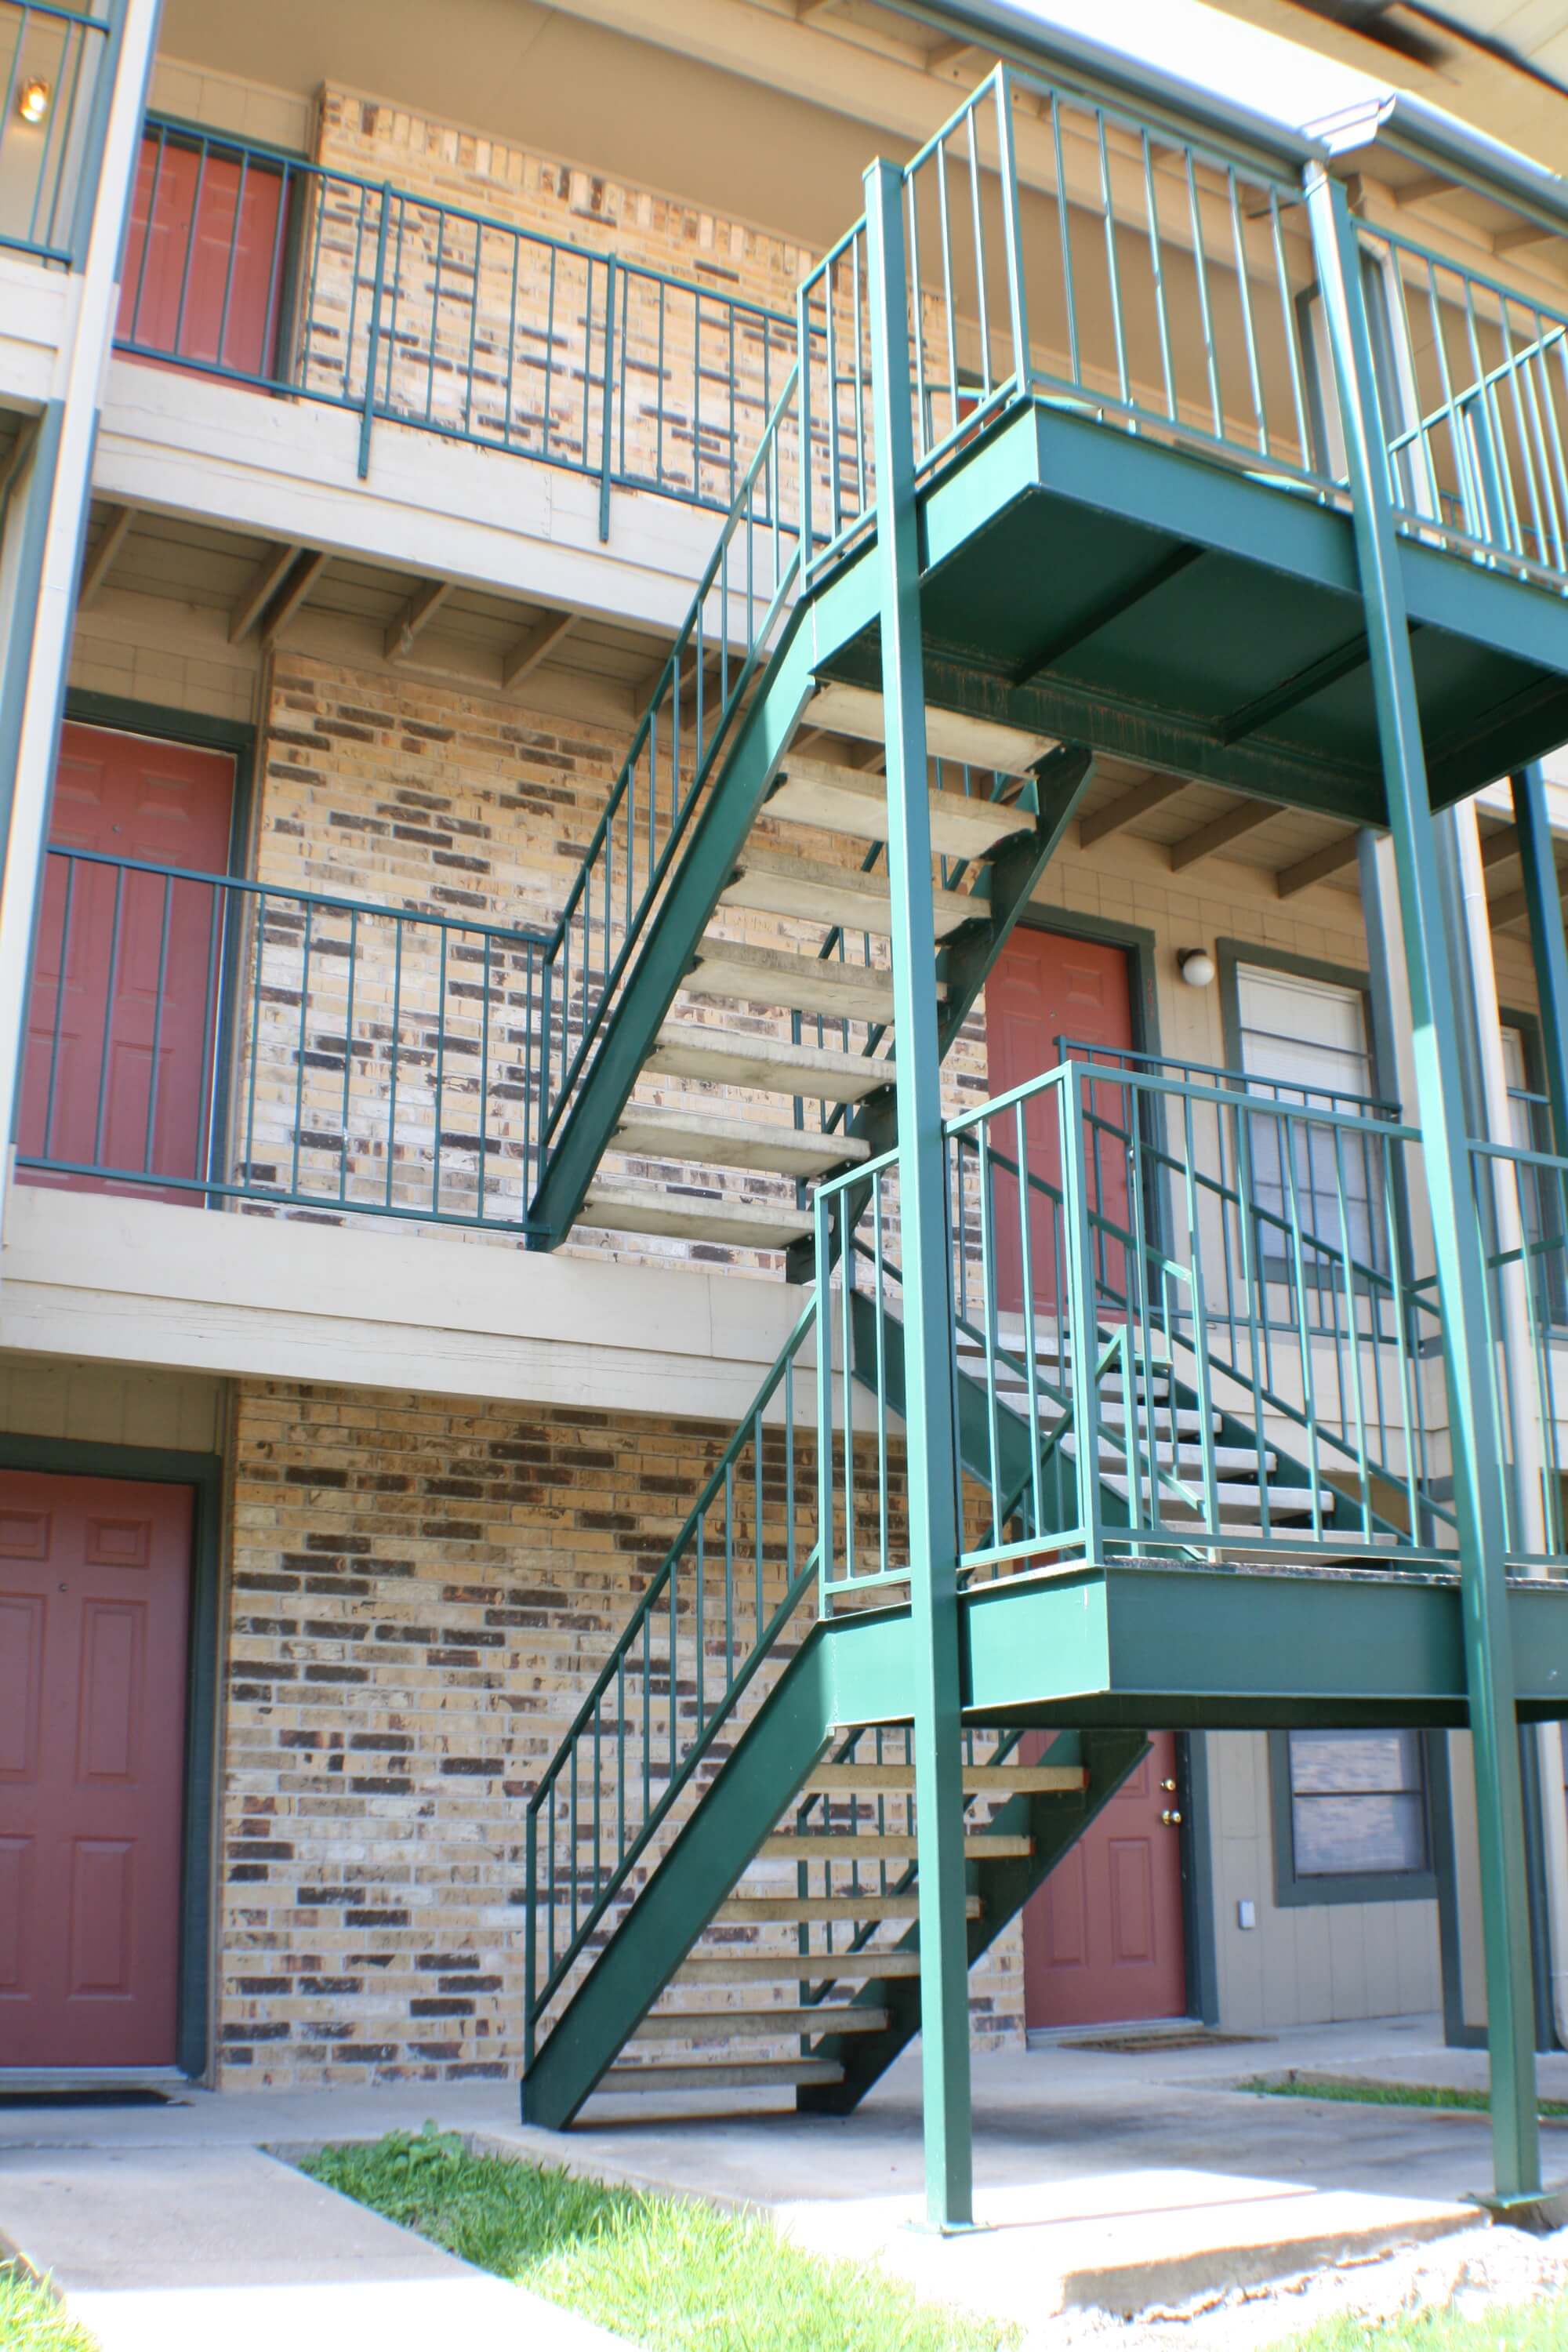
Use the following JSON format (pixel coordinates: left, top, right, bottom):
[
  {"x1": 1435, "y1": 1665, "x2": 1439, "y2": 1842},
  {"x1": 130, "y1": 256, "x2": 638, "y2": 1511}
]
[
  {"x1": 16, "y1": 723, "x2": 235, "y2": 1198},
  {"x1": 985, "y1": 925, "x2": 1134, "y2": 1313},
  {"x1": 118, "y1": 133, "x2": 288, "y2": 379},
  {"x1": 0, "y1": 1471, "x2": 194, "y2": 2069},
  {"x1": 985, "y1": 926, "x2": 1188, "y2": 2027}
]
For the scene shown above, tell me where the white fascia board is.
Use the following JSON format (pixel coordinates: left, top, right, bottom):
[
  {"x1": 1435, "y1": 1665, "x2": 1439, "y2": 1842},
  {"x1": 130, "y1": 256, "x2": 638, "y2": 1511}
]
[
  {"x1": 0, "y1": 1185, "x2": 808, "y2": 1425},
  {"x1": 0, "y1": 255, "x2": 71, "y2": 412},
  {"x1": 93, "y1": 356, "x2": 754, "y2": 642}
]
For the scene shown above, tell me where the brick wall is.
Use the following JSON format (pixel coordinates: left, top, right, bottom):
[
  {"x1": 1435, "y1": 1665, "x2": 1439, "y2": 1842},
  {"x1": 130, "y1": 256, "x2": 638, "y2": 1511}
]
[
  {"x1": 235, "y1": 654, "x2": 989, "y2": 1266},
  {"x1": 299, "y1": 89, "x2": 805, "y2": 510},
  {"x1": 219, "y1": 1377, "x2": 1023, "y2": 2086}
]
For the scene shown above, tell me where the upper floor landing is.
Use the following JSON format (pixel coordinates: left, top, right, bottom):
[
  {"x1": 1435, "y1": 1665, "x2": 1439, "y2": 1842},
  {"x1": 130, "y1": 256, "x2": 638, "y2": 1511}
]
[{"x1": 7, "y1": 0, "x2": 1568, "y2": 707}]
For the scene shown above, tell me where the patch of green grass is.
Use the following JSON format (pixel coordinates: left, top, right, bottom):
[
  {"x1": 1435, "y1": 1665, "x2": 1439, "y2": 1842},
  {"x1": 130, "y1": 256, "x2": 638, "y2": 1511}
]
[
  {"x1": 1242, "y1": 2073, "x2": 1568, "y2": 2120},
  {"x1": 303, "y1": 2125, "x2": 1014, "y2": 2352},
  {"x1": 1278, "y1": 2292, "x2": 1568, "y2": 2349},
  {"x1": 0, "y1": 2267, "x2": 96, "y2": 2352}
]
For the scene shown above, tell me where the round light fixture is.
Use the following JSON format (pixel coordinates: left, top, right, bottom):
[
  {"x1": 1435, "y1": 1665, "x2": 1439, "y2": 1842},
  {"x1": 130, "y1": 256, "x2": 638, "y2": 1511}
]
[
  {"x1": 1178, "y1": 948, "x2": 1217, "y2": 989},
  {"x1": 18, "y1": 78, "x2": 51, "y2": 125}
]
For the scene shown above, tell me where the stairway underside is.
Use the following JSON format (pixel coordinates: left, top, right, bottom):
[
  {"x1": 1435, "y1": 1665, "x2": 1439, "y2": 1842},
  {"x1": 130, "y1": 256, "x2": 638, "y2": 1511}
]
[{"x1": 823, "y1": 398, "x2": 1568, "y2": 824}]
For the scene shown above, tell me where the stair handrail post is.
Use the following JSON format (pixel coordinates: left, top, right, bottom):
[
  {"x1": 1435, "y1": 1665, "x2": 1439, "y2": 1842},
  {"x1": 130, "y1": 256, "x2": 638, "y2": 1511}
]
[
  {"x1": 862, "y1": 152, "x2": 975, "y2": 2235},
  {"x1": 1305, "y1": 165, "x2": 1541, "y2": 2212},
  {"x1": 1059, "y1": 1058, "x2": 1103, "y2": 1563}
]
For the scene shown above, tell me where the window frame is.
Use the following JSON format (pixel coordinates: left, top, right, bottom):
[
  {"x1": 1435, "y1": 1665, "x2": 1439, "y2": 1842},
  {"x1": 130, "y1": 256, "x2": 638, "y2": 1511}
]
[
  {"x1": 1216, "y1": 938, "x2": 1404, "y2": 1300},
  {"x1": 1268, "y1": 1726, "x2": 1438, "y2": 1909}
]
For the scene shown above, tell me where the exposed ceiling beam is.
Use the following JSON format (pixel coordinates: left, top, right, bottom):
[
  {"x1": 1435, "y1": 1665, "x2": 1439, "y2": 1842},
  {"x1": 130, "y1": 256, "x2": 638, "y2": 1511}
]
[
  {"x1": 1218, "y1": 633, "x2": 1374, "y2": 746},
  {"x1": 230, "y1": 543, "x2": 303, "y2": 644},
  {"x1": 385, "y1": 576, "x2": 452, "y2": 662},
  {"x1": 1276, "y1": 830, "x2": 1361, "y2": 899},
  {"x1": 78, "y1": 504, "x2": 136, "y2": 611},
  {"x1": 1009, "y1": 547, "x2": 1204, "y2": 688},
  {"x1": 261, "y1": 550, "x2": 330, "y2": 648},
  {"x1": 1077, "y1": 772, "x2": 1186, "y2": 851},
  {"x1": 794, "y1": 0, "x2": 840, "y2": 21},
  {"x1": 1493, "y1": 222, "x2": 1560, "y2": 256},
  {"x1": 1393, "y1": 172, "x2": 1464, "y2": 209},
  {"x1": 1480, "y1": 824, "x2": 1520, "y2": 870},
  {"x1": 927, "y1": 38, "x2": 975, "y2": 71},
  {"x1": 502, "y1": 608, "x2": 576, "y2": 692},
  {"x1": 1489, "y1": 871, "x2": 1568, "y2": 929},
  {"x1": 1168, "y1": 800, "x2": 1278, "y2": 872}
]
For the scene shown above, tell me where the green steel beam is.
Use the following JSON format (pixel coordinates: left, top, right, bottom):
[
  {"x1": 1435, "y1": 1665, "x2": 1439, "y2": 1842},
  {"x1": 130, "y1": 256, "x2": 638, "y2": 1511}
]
[
  {"x1": 1007, "y1": 547, "x2": 1206, "y2": 687},
  {"x1": 863, "y1": 154, "x2": 974, "y2": 2235},
  {"x1": 519, "y1": 1628, "x2": 835, "y2": 2130},
  {"x1": 1512, "y1": 760, "x2": 1568, "y2": 1160},
  {"x1": 1305, "y1": 165, "x2": 1541, "y2": 2210}
]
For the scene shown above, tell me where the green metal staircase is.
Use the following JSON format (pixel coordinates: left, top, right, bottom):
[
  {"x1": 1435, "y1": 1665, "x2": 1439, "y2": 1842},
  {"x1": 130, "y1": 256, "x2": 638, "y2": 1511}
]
[{"x1": 512, "y1": 58, "x2": 1568, "y2": 2214}]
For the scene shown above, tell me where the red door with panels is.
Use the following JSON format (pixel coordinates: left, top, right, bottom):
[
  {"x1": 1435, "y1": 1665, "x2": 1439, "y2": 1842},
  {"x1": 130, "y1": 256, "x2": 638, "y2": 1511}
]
[
  {"x1": 0, "y1": 1470, "x2": 194, "y2": 2069},
  {"x1": 985, "y1": 924, "x2": 1188, "y2": 2027},
  {"x1": 118, "y1": 133, "x2": 288, "y2": 380},
  {"x1": 17, "y1": 722, "x2": 235, "y2": 1199}
]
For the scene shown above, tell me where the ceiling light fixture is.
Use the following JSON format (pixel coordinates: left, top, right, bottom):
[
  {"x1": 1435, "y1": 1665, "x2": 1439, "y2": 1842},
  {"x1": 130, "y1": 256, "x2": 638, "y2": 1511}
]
[{"x1": 17, "y1": 78, "x2": 51, "y2": 125}]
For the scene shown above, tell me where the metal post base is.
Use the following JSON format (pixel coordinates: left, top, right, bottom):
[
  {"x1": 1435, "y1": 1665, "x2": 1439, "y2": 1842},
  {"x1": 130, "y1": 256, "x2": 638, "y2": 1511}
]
[{"x1": 1468, "y1": 2181, "x2": 1568, "y2": 2235}]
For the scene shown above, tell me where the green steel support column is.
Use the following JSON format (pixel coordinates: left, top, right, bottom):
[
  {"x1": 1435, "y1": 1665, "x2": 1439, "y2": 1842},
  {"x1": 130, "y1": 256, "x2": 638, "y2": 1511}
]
[
  {"x1": 1306, "y1": 167, "x2": 1541, "y2": 2206},
  {"x1": 1512, "y1": 764, "x2": 1568, "y2": 1159},
  {"x1": 862, "y1": 156, "x2": 974, "y2": 2233}
]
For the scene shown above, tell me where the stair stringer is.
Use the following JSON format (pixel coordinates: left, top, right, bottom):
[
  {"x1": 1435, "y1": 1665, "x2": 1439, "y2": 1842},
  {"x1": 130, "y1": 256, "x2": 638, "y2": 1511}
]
[
  {"x1": 796, "y1": 1726, "x2": 1150, "y2": 2114},
  {"x1": 520, "y1": 1615, "x2": 841, "y2": 2130},
  {"x1": 528, "y1": 554, "x2": 881, "y2": 1247}
]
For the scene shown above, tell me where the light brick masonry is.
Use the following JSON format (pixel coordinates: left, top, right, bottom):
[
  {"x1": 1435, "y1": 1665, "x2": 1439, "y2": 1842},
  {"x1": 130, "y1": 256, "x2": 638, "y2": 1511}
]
[{"x1": 219, "y1": 1379, "x2": 1023, "y2": 2087}]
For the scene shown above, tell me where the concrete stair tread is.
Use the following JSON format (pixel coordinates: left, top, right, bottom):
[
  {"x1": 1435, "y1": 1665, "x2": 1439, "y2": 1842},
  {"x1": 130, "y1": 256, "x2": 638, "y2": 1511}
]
[
  {"x1": 769, "y1": 757, "x2": 1028, "y2": 862},
  {"x1": 578, "y1": 1181, "x2": 813, "y2": 1249},
  {"x1": 600, "y1": 2057, "x2": 845, "y2": 2091},
  {"x1": 723, "y1": 841, "x2": 979, "y2": 939},
  {"x1": 715, "y1": 1892, "x2": 982, "y2": 1922},
  {"x1": 614, "y1": 1104, "x2": 869, "y2": 1180},
  {"x1": 674, "y1": 1951, "x2": 923, "y2": 1982},
  {"x1": 686, "y1": 935, "x2": 932, "y2": 1025},
  {"x1": 760, "y1": 1831, "x2": 1032, "y2": 1860},
  {"x1": 802, "y1": 1761, "x2": 1087, "y2": 1795},
  {"x1": 633, "y1": 2005, "x2": 889, "y2": 2040},
  {"x1": 644, "y1": 1022, "x2": 893, "y2": 1104},
  {"x1": 804, "y1": 681, "x2": 1055, "y2": 775}
]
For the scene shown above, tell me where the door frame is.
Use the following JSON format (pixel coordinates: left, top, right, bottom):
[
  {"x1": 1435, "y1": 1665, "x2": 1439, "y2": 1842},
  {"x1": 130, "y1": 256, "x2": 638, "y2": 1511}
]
[
  {"x1": 0, "y1": 1434, "x2": 225, "y2": 2085},
  {"x1": 51, "y1": 694, "x2": 256, "y2": 1210},
  {"x1": 995, "y1": 906, "x2": 1218, "y2": 2027}
]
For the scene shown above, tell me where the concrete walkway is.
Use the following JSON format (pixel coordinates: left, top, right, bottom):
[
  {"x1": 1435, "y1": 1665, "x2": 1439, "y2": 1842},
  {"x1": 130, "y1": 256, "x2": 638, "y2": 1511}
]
[
  {"x1": 0, "y1": 2142, "x2": 627, "y2": 2352},
  {"x1": 3, "y1": 2014, "x2": 1566, "y2": 2340}
]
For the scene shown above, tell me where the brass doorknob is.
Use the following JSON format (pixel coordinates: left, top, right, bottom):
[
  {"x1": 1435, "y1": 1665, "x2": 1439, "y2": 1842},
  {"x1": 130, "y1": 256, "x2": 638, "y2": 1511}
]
[
  {"x1": 1161, "y1": 1809, "x2": 1182, "y2": 1828},
  {"x1": 1160, "y1": 1778, "x2": 1178, "y2": 1793}
]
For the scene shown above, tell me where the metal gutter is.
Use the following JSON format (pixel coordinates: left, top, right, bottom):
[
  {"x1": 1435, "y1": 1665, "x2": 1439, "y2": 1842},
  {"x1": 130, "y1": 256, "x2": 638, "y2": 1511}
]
[
  {"x1": 878, "y1": 0, "x2": 1330, "y2": 172},
  {"x1": 1323, "y1": 87, "x2": 1568, "y2": 234}
]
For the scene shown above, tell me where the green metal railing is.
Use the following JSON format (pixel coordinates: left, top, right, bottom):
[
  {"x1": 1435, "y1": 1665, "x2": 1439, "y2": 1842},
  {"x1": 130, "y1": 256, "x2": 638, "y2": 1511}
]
[
  {"x1": 117, "y1": 114, "x2": 795, "y2": 517},
  {"x1": 16, "y1": 845, "x2": 553, "y2": 1228},
  {"x1": 1364, "y1": 220, "x2": 1568, "y2": 593},
  {"x1": 523, "y1": 1290, "x2": 821, "y2": 2064},
  {"x1": 0, "y1": 1, "x2": 110, "y2": 264},
  {"x1": 1473, "y1": 1134, "x2": 1568, "y2": 1565},
  {"x1": 813, "y1": 1055, "x2": 1457, "y2": 1599},
  {"x1": 535, "y1": 361, "x2": 805, "y2": 1164},
  {"x1": 797, "y1": 64, "x2": 1335, "y2": 580}
]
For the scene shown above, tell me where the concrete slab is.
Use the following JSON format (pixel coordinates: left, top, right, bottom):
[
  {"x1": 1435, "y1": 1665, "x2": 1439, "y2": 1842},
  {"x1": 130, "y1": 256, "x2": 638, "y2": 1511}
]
[
  {"x1": 0, "y1": 2147, "x2": 626, "y2": 2352},
  {"x1": 2, "y1": 2016, "x2": 1563, "y2": 2331}
]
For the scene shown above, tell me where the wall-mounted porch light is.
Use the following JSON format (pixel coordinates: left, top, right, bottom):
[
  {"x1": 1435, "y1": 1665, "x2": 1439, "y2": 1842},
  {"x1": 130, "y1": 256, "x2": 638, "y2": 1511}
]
[
  {"x1": 17, "y1": 78, "x2": 52, "y2": 125},
  {"x1": 1178, "y1": 948, "x2": 1217, "y2": 989}
]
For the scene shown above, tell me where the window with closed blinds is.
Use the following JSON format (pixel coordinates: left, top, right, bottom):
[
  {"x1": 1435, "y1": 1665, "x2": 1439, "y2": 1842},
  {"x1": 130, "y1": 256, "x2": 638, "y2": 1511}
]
[
  {"x1": 1286, "y1": 1730, "x2": 1429, "y2": 1880},
  {"x1": 1234, "y1": 963, "x2": 1385, "y2": 1272}
]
